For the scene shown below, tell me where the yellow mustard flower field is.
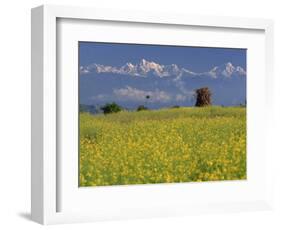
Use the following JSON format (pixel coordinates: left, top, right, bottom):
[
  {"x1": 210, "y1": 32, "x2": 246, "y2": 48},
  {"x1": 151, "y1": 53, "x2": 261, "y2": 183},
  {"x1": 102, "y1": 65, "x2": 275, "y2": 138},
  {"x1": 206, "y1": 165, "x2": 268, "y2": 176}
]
[{"x1": 79, "y1": 106, "x2": 246, "y2": 186}]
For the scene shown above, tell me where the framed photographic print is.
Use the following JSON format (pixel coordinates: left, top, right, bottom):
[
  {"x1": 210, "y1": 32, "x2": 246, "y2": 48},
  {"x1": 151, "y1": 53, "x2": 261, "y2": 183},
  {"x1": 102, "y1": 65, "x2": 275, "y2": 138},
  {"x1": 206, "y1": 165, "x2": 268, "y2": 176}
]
[
  {"x1": 78, "y1": 42, "x2": 247, "y2": 186},
  {"x1": 31, "y1": 5, "x2": 274, "y2": 225}
]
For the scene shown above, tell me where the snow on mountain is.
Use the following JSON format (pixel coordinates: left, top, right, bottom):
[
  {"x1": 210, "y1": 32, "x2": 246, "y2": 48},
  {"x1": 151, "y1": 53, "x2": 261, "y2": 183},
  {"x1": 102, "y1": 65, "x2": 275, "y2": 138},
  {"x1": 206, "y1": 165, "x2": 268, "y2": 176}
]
[
  {"x1": 80, "y1": 59, "x2": 246, "y2": 79},
  {"x1": 80, "y1": 59, "x2": 246, "y2": 107},
  {"x1": 206, "y1": 62, "x2": 246, "y2": 79}
]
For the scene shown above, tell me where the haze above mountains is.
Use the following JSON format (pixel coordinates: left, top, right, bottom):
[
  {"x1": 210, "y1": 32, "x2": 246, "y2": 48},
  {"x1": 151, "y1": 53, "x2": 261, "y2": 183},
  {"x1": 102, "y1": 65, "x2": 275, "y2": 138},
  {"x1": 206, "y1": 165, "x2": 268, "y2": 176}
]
[{"x1": 79, "y1": 59, "x2": 246, "y2": 109}]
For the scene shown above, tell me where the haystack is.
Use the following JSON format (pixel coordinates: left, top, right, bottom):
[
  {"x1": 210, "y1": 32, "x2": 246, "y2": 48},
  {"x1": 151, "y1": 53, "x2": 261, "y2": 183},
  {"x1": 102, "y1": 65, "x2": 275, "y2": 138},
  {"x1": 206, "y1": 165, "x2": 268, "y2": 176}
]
[{"x1": 195, "y1": 87, "x2": 212, "y2": 107}]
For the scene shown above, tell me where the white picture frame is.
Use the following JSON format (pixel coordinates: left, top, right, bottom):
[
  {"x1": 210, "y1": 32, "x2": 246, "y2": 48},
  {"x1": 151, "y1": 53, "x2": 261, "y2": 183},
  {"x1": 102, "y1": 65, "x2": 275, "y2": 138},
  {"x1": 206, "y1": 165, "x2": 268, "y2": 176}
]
[{"x1": 31, "y1": 4, "x2": 274, "y2": 225}]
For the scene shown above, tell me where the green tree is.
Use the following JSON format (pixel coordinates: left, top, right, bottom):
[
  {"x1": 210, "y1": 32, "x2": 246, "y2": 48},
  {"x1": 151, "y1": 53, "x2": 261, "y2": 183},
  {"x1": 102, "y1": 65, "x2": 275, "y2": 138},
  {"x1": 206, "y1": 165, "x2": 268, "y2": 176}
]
[
  {"x1": 145, "y1": 95, "x2": 150, "y2": 106},
  {"x1": 101, "y1": 102, "x2": 122, "y2": 114},
  {"x1": 136, "y1": 105, "x2": 148, "y2": 111}
]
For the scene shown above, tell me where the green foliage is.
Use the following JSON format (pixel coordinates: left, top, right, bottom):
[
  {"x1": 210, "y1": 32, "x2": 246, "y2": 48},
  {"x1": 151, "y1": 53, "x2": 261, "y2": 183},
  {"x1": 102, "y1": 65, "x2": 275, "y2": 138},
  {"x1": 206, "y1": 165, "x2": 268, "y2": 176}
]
[
  {"x1": 100, "y1": 102, "x2": 122, "y2": 114},
  {"x1": 80, "y1": 107, "x2": 246, "y2": 186},
  {"x1": 136, "y1": 105, "x2": 148, "y2": 111}
]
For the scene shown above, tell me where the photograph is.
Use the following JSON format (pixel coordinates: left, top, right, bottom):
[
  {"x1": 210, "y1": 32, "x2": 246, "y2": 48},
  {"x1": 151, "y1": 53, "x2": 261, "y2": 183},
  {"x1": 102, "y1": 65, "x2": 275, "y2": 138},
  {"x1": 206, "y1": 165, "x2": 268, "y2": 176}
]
[{"x1": 79, "y1": 42, "x2": 247, "y2": 187}]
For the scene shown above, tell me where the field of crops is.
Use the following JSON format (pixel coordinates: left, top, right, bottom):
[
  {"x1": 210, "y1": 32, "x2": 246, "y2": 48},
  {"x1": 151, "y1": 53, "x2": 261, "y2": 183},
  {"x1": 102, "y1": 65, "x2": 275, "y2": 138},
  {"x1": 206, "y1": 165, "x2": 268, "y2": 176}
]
[{"x1": 79, "y1": 106, "x2": 246, "y2": 186}]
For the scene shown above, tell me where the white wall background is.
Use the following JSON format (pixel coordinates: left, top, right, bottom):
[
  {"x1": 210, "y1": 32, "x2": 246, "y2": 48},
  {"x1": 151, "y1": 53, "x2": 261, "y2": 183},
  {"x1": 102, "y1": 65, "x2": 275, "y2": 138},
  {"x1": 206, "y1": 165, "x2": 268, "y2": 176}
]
[{"x1": 0, "y1": 0, "x2": 280, "y2": 229}]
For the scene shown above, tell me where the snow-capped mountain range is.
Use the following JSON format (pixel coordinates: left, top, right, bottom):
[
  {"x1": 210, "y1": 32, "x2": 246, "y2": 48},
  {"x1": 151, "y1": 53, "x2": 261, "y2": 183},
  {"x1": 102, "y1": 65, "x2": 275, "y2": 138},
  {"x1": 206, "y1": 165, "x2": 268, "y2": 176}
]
[
  {"x1": 79, "y1": 59, "x2": 246, "y2": 108},
  {"x1": 80, "y1": 59, "x2": 246, "y2": 79}
]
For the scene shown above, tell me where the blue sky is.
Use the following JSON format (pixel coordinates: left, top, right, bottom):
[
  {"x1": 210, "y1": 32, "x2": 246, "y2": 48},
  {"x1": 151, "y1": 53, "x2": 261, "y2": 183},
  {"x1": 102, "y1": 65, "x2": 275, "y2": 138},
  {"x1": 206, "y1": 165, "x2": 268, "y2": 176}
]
[
  {"x1": 79, "y1": 42, "x2": 246, "y2": 108},
  {"x1": 79, "y1": 42, "x2": 246, "y2": 72}
]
